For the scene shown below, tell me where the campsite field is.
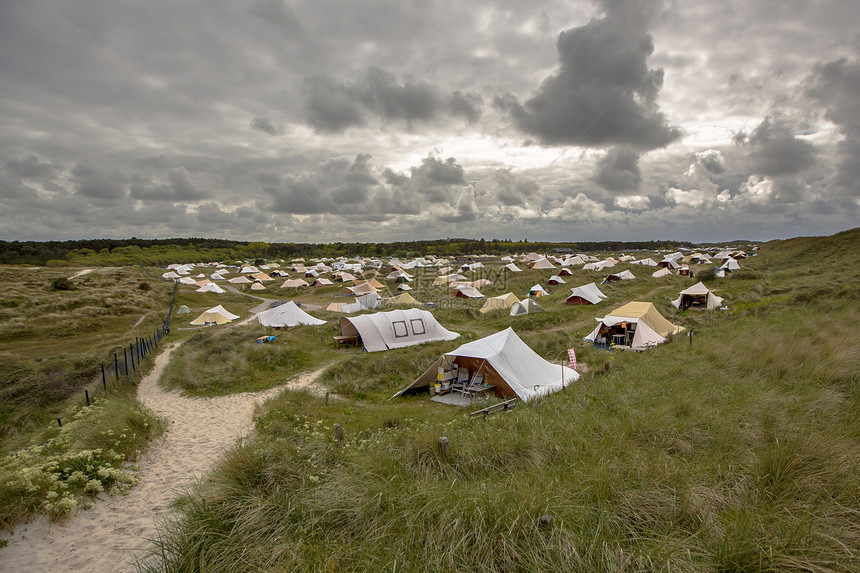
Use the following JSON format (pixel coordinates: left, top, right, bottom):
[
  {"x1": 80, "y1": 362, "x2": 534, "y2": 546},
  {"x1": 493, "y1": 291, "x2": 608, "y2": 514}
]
[
  {"x1": 2, "y1": 230, "x2": 860, "y2": 571},
  {"x1": 139, "y1": 230, "x2": 860, "y2": 572}
]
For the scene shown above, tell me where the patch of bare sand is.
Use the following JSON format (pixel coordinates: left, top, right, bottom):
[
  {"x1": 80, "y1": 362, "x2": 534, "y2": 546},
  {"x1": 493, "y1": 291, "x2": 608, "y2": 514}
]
[{"x1": 0, "y1": 345, "x2": 328, "y2": 573}]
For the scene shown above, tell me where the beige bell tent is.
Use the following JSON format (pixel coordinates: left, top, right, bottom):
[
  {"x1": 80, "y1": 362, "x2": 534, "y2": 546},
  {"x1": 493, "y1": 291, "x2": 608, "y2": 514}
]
[
  {"x1": 256, "y1": 301, "x2": 326, "y2": 328},
  {"x1": 281, "y1": 279, "x2": 309, "y2": 288},
  {"x1": 671, "y1": 282, "x2": 724, "y2": 311},
  {"x1": 346, "y1": 281, "x2": 378, "y2": 296},
  {"x1": 395, "y1": 327, "x2": 578, "y2": 402},
  {"x1": 585, "y1": 301, "x2": 684, "y2": 349},
  {"x1": 338, "y1": 309, "x2": 459, "y2": 352},
  {"x1": 189, "y1": 305, "x2": 239, "y2": 326},
  {"x1": 480, "y1": 292, "x2": 520, "y2": 314},
  {"x1": 529, "y1": 258, "x2": 556, "y2": 269},
  {"x1": 382, "y1": 292, "x2": 421, "y2": 307},
  {"x1": 652, "y1": 267, "x2": 673, "y2": 278}
]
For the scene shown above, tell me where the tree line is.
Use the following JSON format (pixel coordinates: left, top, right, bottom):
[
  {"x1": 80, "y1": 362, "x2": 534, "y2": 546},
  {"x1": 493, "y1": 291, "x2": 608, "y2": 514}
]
[{"x1": 0, "y1": 237, "x2": 707, "y2": 266}]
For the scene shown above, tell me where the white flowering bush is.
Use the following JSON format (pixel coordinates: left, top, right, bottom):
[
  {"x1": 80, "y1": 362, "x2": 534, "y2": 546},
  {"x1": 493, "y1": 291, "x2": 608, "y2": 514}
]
[{"x1": 0, "y1": 394, "x2": 163, "y2": 524}]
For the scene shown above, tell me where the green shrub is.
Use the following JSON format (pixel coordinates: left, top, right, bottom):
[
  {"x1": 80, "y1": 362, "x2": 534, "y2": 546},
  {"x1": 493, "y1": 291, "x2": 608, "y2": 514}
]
[{"x1": 51, "y1": 277, "x2": 73, "y2": 291}]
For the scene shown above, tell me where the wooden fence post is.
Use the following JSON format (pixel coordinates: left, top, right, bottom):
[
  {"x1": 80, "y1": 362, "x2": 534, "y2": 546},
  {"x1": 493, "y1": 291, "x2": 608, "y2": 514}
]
[
  {"x1": 335, "y1": 423, "x2": 343, "y2": 443},
  {"x1": 101, "y1": 364, "x2": 106, "y2": 390},
  {"x1": 85, "y1": 389, "x2": 90, "y2": 406},
  {"x1": 438, "y1": 436, "x2": 449, "y2": 457}
]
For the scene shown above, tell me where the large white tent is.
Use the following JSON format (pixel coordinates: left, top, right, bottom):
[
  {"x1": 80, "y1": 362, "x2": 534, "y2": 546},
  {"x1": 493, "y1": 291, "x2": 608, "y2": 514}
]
[
  {"x1": 256, "y1": 301, "x2": 326, "y2": 328},
  {"x1": 671, "y1": 282, "x2": 724, "y2": 311},
  {"x1": 196, "y1": 283, "x2": 226, "y2": 293},
  {"x1": 395, "y1": 327, "x2": 578, "y2": 402},
  {"x1": 339, "y1": 309, "x2": 459, "y2": 352}
]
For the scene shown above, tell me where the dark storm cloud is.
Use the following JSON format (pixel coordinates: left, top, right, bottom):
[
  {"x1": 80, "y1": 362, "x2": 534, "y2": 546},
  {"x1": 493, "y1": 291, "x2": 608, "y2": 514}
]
[
  {"x1": 447, "y1": 91, "x2": 483, "y2": 123},
  {"x1": 737, "y1": 116, "x2": 817, "y2": 177},
  {"x1": 129, "y1": 168, "x2": 210, "y2": 202},
  {"x1": 264, "y1": 154, "x2": 379, "y2": 214},
  {"x1": 593, "y1": 148, "x2": 642, "y2": 193},
  {"x1": 70, "y1": 160, "x2": 127, "y2": 200},
  {"x1": 437, "y1": 197, "x2": 478, "y2": 223},
  {"x1": 478, "y1": 170, "x2": 540, "y2": 207},
  {"x1": 695, "y1": 150, "x2": 727, "y2": 174},
  {"x1": 250, "y1": 116, "x2": 279, "y2": 136},
  {"x1": 504, "y1": 0, "x2": 681, "y2": 149},
  {"x1": 4, "y1": 155, "x2": 56, "y2": 179},
  {"x1": 807, "y1": 56, "x2": 860, "y2": 196},
  {"x1": 303, "y1": 67, "x2": 483, "y2": 132},
  {"x1": 303, "y1": 76, "x2": 367, "y2": 132}
]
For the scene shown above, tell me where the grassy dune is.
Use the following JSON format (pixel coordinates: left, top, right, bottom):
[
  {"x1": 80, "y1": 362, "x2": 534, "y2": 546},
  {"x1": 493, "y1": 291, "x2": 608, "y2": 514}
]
[{"x1": 140, "y1": 229, "x2": 860, "y2": 572}]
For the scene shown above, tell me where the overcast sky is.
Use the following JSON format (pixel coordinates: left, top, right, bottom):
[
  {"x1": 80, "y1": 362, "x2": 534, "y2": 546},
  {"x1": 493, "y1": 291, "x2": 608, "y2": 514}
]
[{"x1": 1, "y1": 0, "x2": 858, "y2": 244}]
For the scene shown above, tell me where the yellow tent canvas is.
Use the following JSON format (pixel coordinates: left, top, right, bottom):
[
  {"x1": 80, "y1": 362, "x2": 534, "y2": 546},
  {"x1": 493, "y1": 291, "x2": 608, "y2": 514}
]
[
  {"x1": 604, "y1": 301, "x2": 684, "y2": 337},
  {"x1": 479, "y1": 292, "x2": 520, "y2": 313},
  {"x1": 189, "y1": 305, "x2": 239, "y2": 326}
]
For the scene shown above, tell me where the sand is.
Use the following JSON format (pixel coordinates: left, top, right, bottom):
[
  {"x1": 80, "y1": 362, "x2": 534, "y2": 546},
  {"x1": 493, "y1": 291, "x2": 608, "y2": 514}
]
[{"x1": 0, "y1": 344, "x2": 328, "y2": 573}]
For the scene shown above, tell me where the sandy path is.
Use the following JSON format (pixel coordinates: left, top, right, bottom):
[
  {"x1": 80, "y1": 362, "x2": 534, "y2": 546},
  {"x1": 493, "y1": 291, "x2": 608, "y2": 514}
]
[{"x1": 0, "y1": 345, "x2": 327, "y2": 573}]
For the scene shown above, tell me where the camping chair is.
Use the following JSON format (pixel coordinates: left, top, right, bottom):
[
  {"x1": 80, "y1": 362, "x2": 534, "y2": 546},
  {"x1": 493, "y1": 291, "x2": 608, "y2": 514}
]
[{"x1": 452, "y1": 367, "x2": 470, "y2": 393}]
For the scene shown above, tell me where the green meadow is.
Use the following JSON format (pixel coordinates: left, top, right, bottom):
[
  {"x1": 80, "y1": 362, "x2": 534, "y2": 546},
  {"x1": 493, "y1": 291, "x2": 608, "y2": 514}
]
[
  {"x1": 2, "y1": 229, "x2": 860, "y2": 571},
  {"x1": 146, "y1": 229, "x2": 860, "y2": 572}
]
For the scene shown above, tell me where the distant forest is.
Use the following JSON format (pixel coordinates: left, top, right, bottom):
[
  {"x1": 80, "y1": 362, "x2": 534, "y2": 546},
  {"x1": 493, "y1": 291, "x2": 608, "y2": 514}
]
[{"x1": 0, "y1": 236, "x2": 734, "y2": 266}]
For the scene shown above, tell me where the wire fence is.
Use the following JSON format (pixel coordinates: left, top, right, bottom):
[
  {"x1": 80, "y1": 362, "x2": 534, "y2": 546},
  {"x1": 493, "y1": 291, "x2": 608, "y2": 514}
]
[{"x1": 58, "y1": 277, "x2": 178, "y2": 424}]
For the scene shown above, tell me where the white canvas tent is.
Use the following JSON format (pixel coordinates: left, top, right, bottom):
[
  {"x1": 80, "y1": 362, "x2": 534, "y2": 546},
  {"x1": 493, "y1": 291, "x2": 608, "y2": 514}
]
[
  {"x1": 394, "y1": 327, "x2": 578, "y2": 402},
  {"x1": 196, "y1": 283, "x2": 226, "y2": 293},
  {"x1": 603, "y1": 270, "x2": 636, "y2": 283},
  {"x1": 339, "y1": 309, "x2": 459, "y2": 352},
  {"x1": 256, "y1": 301, "x2": 326, "y2": 327},
  {"x1": 652, "y1": 267, "x2": 673, "y2": 278},
  {"x1": 565, "y1": 282, "x2": 607, "y2": 305},
  {"x1": 189, "y1": 305, "x2": 239, "y2": 326},
  {"x1": 527, "y1": 284, "x2": 549, "y2": 297},
  {"x1": 671, "y1": 281, "x2": 724, "y2": 311},
  {"x1": 721, "y1": 258, "x2": 741, "y2": 271}
]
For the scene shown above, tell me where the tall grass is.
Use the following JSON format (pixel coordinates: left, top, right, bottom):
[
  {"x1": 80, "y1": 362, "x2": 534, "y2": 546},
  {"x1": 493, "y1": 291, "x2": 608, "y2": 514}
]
[{"x1": 141, "y1": 230, "x2": 860, "y2": 572}]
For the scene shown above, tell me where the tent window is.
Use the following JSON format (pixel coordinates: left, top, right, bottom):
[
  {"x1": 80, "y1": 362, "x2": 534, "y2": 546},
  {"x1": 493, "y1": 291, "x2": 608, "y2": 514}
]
[
  {"x1": 392, "y1": 320, "x2": 409, "y2": 338},
  {"x1": 410, "y1": 318, "x2": 426, "y2": 335}
]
